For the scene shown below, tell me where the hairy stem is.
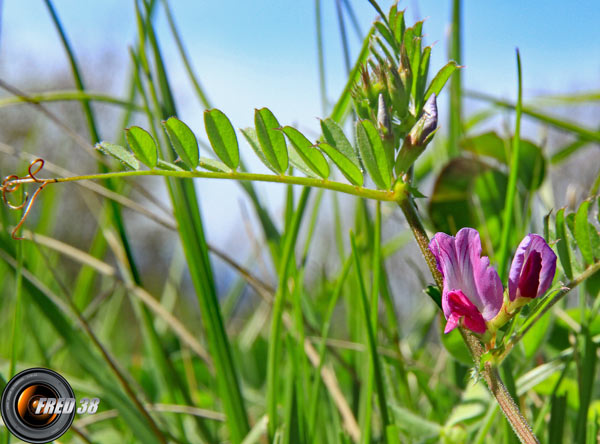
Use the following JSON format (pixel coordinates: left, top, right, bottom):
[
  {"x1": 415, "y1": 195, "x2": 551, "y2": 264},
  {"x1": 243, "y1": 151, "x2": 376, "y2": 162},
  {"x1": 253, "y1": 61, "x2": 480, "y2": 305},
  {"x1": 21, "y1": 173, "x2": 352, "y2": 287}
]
[{"x1": 398, "y1": 197, "x2": 539, "y2": 444}]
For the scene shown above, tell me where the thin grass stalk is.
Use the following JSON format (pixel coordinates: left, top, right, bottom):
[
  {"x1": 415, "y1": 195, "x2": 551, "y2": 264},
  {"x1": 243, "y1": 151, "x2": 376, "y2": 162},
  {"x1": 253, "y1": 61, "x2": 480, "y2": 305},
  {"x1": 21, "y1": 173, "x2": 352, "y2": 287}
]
[
  {"x1": 290, "y1": 269, "x2": 309, "y2": 443},
  {"x1": 360, "y1": 201, "x2": 382, "y2": 443},
  {"x1": 315, "y1": 0, "x2": 328, "y2": 114},
  {"x1": 340, "y1": 0, "x2": 363, "y2": 40},
  {"x1": 137, "y1": 2, "x2": 250, "y2": 440},
  {"x1": 40, "y1": 4, "x2": 180, "y2": 441},
  {"x1": 465, "y1": 90, "x2": 600, "y2": 144},
  {"x1": 44, "y1": 5, "x2": 193, "y2": 440},
  {"x1": 447, "y1": 0, "x2": 462, "y2": 158},
  {"x1": 8, "y1": 242, "x2": 22, "y2": 379},
  {"x1": 0, "y1": 245, "x2": 167, "y2": 443},
  {"x1": 42, "y1": 0, "x2": 101, "y2": 142},
  {"x1": 497, "y1": 50, "x2": 523, "y2": 280},
  {"x1": 267, "y1": 188, "x2": 311, "y2": 438},
  {"x1": 350, "y1": 231, "x2": 390, "y2": 439},
  {"x1": 161, "y1": 0, "x2": 211, "y2": 109},
  {"x1": 307, "y1": 256, "x2": 352, "y2": 438},
  {"x1": 0, "y1": 91, "x2": 144, "y2": 110},
  {"x1": 329, "y1": 26, "x2": 375, "y2": 122},
  {"x1": 335, "y1": 0, "x2": 352, "y2": 75}
]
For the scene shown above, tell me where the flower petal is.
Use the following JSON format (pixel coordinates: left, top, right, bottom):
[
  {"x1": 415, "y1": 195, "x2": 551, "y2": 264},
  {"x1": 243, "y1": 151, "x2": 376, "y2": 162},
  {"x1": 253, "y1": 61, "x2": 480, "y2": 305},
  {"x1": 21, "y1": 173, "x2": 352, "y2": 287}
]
[
  {"x1": 508, "y1": 234, "x2": 557, "y2": 300},
  {"x1": 444, "y1": 289, "x2": 487, "y2": 334},
  {"x1": 429, "y1": 228, "x2": 503, "y2": 321},
  {"x1": 508, "y1": 235, "x2": 530, "y2": 301},
  {"x1": 518, "y1": 250, "x2": 542, "y2": 298}
]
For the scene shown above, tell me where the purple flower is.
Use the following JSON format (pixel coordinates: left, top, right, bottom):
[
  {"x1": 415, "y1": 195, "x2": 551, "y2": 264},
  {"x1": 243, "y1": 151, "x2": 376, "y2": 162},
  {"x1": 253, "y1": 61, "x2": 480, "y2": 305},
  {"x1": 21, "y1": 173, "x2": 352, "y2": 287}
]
[
  {"x1": 429, "y1": 228, "x2": 503, "y2": 334},
  {"x1": 508, "y1": 234, "x2": 557, "y2": 301}
]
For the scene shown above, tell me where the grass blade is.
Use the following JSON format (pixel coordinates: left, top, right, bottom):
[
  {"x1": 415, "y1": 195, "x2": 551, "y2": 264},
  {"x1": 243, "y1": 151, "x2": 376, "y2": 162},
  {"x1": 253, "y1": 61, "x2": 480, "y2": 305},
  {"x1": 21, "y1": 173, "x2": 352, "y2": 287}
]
[
  {"x1": 329, "y1": 26, "x2": 375, "y2": 122},
  {"x1": 350, "y1": 231, "x2": 390, "y2": 436},
  {"x1": 556, "y1": 208, "x2": 574, "y2": 280},
  {"x1": 574, "y1": 200, "x2": 593, "y2": 266},
  {"x1": 161, "y1": 0, "x2": 211, "y2": 108},
  {"x1": 139, "y1": 2, "x2": 250, "y2": 440},
  {"x1": 575, "y1": 330, "x2": 598, "y2": 443},
  {"x1": 267, "y1": 188, "x2": 311, "y2": 439},
  {"x1": 497, "y1": 49, "x2": 523, "y2": 280},
  {"x1": 466, "y1": 90, "x2": 600, "y2": 144},
  {"x1": 447, "y1": 0, "x2": 462, "y2": 158}
]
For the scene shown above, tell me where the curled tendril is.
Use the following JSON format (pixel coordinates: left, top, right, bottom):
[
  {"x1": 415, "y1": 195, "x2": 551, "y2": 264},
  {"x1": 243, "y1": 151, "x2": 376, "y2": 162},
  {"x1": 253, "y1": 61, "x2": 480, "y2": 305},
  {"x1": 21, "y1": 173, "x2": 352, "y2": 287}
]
[
  {"x1": 2, "y1": 175, "x2": 27, "y2": 210},
  {"x1": 1, "y1": 158, "x2": 51, "y2": 239},
  {"x1": 28, "y1": 158, "x2": 45, "y2": 183}
]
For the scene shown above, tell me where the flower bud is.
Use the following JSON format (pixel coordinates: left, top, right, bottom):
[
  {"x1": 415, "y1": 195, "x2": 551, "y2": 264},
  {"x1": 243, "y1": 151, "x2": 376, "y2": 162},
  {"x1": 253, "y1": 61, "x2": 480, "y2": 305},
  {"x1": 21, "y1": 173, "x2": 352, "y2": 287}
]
[
  {"x1": 377, "y1": 93, "x2": 392, "y2": 136},
  {"x1": 407, "y1": 93, "x2": 437, "y2": 147},
  {"x1": 507, "y1": 234, "x2": 557, "y2": 310},
  {"x1": 394, "y1": 94, "x2": 438, "y2": 174}
]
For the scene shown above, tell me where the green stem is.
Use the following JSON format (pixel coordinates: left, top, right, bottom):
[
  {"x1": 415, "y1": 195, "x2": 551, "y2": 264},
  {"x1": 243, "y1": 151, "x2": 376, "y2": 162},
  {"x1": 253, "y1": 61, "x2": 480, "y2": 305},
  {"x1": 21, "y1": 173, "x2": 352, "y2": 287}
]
[
  {"x1": 398, "y1": 196, "x2": 539, "y2": 444},
  {"x1": 447, "y1": 0, "x2": 462, "y2": 158},
  {"x1": 266, "y1": 188, "x2": 311, "y2": 439},
  {"x1": 497, "y1": 50, "x2": 523, "y2": 280},
  {"x1": 465, "y1": 91, "x2": 600, "y2": 144},
  {"x1": 11, "y1": 170, "x2": 401, "y2": 202}
]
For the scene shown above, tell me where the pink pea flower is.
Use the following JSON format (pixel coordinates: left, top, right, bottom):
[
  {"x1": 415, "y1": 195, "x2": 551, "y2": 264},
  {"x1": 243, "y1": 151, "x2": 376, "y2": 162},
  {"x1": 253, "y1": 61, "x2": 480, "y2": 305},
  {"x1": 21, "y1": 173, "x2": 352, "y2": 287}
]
[
  {"x1": 508, "y1": 234, "x2": 557, "y2": 302},
  {"x1": 429, "y1": 228, "x2": 503, "y2": 334}
]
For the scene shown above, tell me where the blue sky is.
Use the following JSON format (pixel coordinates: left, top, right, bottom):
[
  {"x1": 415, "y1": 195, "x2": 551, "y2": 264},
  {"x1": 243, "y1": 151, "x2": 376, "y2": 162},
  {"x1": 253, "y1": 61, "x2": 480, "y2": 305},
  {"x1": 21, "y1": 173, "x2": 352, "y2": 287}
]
[
  {"x1": 1, "y1": 0, "x2": 599, "y2": 248},
  {"x1": 3, "y1": 1, "x2": 598, "y2": 124}
]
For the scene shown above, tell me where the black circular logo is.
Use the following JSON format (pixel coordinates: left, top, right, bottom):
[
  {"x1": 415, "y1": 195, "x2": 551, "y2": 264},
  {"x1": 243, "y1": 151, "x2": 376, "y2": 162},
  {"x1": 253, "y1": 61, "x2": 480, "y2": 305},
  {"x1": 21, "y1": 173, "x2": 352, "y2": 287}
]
[{"x1": 1, "y1": 368, "x2": 75, "y2": 443}]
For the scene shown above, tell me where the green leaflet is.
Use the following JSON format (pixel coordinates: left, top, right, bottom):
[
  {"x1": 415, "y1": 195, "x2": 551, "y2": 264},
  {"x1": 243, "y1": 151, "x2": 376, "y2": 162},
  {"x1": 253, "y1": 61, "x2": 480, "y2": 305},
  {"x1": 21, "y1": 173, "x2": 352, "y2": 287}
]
[
  {"x1": 125, "y1": 126, "x2": 158, "y2": 168},
  {"x1": 416, "y1": 45, "x2": 431, "y2": 109},
  {"x1": 199, "y1": 157, "x2": 232, "y2": 173},
  {"x1": 282, "y1": 126, "x2": 329, "y2": 179},
  {"x1": 96, "y1": 142, "x2": 139, "y2": 170},
  {"x1": 254, "y1": 108, "x2": 288, "y2": 173},
  {"x1": 424, "y1": 61, "x2": 458, "y2": 102},
  {"x1": 156, "y1": 159, "x2": 184, "y2": 171},
  {"x1": 241, "y1": 127, "x2": 279, "y2": 174},
  {"x1": 204, "y1": 108, "x2": 239, "y2": 170},
  {"x1": 375, "y1": 21, "x2": 397, "y2": 52},
  {"x1": 320, "y1": 118, "x2": 360, "y2": 169},
  {"x1": 390, "y1": 8, "x2": 405, "y2": 46},
  {"x1": 319, "y1": 142, "x2": 363, "y2": 186},
  {"x1": 163, "y1": 116, "x2": 199, "y2": 169},
  {"x1": 356, "y1": 120, "x2": 391, "y2": 190}
]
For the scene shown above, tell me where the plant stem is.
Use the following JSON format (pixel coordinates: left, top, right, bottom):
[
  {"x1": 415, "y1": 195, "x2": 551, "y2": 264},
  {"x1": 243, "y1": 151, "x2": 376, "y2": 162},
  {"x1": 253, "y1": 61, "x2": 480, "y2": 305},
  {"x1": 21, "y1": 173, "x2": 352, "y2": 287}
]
[
  {"x1": 398, "y1": 196, "x2": 539, "y2": 444},
  {"x1": 497, "y1": 49, "x2": 523, "y2": 280},
  {"x1": 8, "y1": 169, "x2": 402, "y2": 203}
]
